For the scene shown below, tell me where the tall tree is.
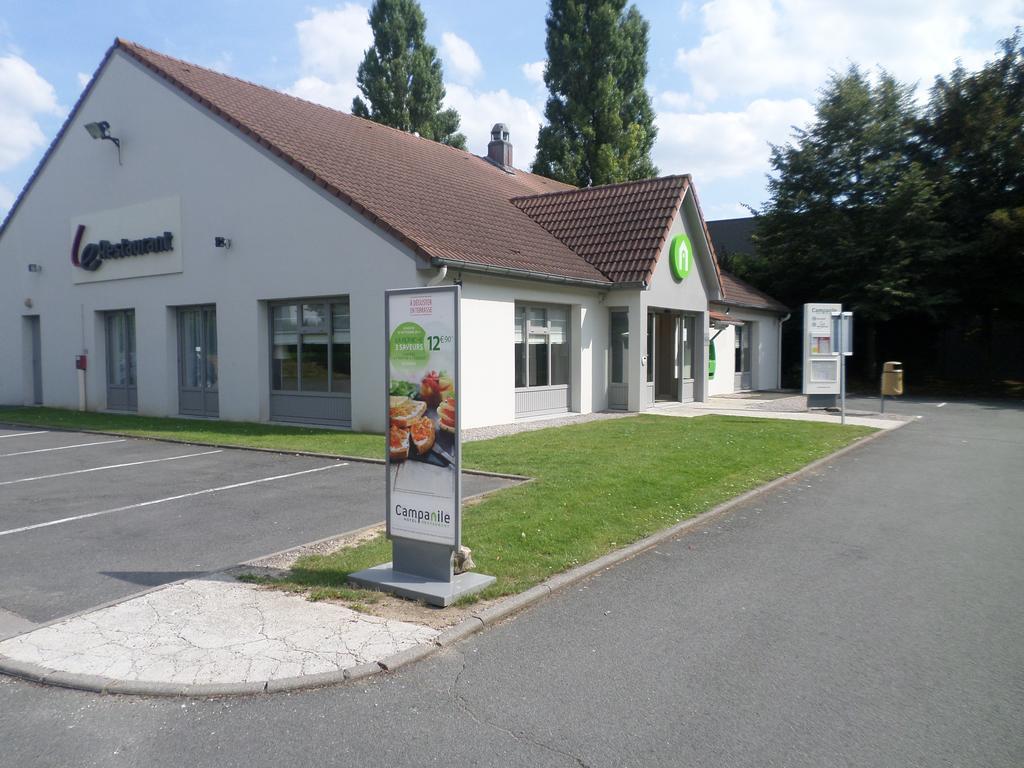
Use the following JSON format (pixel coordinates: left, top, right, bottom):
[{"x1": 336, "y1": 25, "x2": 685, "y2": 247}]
[
  {"x1": 352, "y1": 0, "x2": 466, "y2": 148},
  {"x1": 738, "y1": 67, "x2": 948, "y2": 376},
  {"x1": 918, "y1": 31, "x2": 1024, "y2": 362},
  {"x1": 532, "y1": 0, "x2": 658, "y2": 187}
]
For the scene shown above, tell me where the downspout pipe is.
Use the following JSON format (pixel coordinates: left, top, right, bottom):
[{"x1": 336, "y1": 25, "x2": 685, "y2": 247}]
[
  {"x1": 777, "y1": 312, "x2": 791, "y2": 390},
  {"x1": 427, "y1": 264, "x2": 447, "y2": 286}
]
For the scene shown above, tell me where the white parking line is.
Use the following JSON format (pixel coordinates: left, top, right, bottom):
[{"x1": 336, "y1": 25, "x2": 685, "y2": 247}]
[
  {"x1": 0, "y1": 463, "x2": 348, "y2": 538},
  {"x1": 0, "y1": 431, "x2": 49, "y2": 439},
  {"x1": 937, "y1": 402, "x2": 947, "y2": 408},
  {"x1": 0, "y1": 449, "x2": 224, "y2": 486},
  {"x1": 0, "y1": 439, "x2": 126, "y2": 458}
]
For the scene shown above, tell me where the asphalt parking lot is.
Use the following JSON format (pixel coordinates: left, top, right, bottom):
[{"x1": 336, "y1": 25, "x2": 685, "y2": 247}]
[{"x1": 0, "y1": 427, "x2": 513, "y2": 629}]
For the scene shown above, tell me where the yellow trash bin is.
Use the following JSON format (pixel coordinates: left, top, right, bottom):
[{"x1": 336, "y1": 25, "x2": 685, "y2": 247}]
[{"x1": 881, "y1": 361, "x2": 904, "y2": 396}]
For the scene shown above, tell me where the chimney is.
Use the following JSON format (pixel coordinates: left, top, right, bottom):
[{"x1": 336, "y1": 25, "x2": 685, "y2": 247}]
[{"x1": 487, "y1": 123, "x2": 513, "y2": 169}]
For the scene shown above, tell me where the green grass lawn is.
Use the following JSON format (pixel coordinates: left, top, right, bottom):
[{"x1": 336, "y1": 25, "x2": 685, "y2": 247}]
[
  {"x1": 0, "y1": 406, "x2": 381, "y2": 459},
  {"x1": 277, "y1": 414, "x2": 874, "y2": 602},
  {"x1": 0, "y1": 406, "x2": 873, "y2": 604}
]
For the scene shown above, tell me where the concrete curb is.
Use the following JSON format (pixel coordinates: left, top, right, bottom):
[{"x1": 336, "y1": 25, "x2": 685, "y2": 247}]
[
  {"x1": 0, "y1": 419, "x2": 531, "y2": 482},
  {"x1": 0, "y1": 424, "x2": 903, "y2": 698}
]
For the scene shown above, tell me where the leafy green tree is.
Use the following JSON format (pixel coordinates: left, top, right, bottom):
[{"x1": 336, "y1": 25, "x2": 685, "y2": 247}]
[
  {"x1": 739, "y1": 67, "x2": 948, "y2": 376},
  {"x1": 352, "y1": 0, "x2": 466, "y2": 148},
  {"x1": 918, "y1": 31, "x2": 1024, "y2": 348},
  {"x1": 532, "y1": 0, "x2": 658, "y2": 186}
]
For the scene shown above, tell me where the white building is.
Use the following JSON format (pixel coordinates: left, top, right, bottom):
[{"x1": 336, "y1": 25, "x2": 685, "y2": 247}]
[{"x1": 0, "y1": 40, "x2": 787, "y2": 432}]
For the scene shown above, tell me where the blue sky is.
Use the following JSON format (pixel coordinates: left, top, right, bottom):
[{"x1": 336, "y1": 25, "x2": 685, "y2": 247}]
[{"x1": 1, "y1": 1, "x2": 1021, "y2": 221}]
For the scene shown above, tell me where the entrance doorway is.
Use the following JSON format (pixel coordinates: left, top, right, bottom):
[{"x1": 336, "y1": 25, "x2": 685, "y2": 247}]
[
  {"x1": 178, "y1": 305, "x2": 219, "y2": 417},
  {"x1": 655, "y1": 313, "x2": 679, "y2": 401},
  {"x1": 735, "y1": 323, "x2": 751, "y2": 391},
  {"x1": 105, "y1": 309, "x2": 137, "y2": 411},
  {"x1": 647, "y1": 310, "x2": 697, "y2": 404}
]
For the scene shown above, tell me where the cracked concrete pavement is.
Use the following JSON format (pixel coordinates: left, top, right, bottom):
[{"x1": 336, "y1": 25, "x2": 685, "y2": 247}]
[{"x1": 0, "y1": 576, "x2": 437, "y2": 687}]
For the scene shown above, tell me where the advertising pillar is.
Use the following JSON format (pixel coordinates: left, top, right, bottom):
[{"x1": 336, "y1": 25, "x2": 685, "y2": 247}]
[
  {"x1": 802, "y1": 302, "x2": 842, "y2": 408},
  {"x1": 350, "y1": 286, "x2": 494, "y2": 607}
]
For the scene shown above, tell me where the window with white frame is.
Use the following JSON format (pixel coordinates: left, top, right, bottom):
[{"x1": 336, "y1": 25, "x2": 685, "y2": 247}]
[{"x1": 515, "y1": 304, "x2": 570, "y2": 388}]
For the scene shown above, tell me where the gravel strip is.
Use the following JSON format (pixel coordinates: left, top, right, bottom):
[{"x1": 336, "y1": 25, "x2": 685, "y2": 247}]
[{"x1": 463, "y1": 411, "x2": 631, "y2": 442}]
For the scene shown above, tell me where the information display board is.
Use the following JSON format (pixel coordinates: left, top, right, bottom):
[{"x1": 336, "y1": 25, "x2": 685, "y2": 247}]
[
  {"x1": 803, "y1": 302, "x2": 842, "y2": 395},
  {"x1": 385, "y1": 286, "x2": 460, "y2": 548}
]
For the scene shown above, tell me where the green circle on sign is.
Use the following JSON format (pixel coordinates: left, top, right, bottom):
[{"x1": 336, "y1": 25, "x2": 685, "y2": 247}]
[
  {"x1": 390, "y1": 322, "x2": 428, "y2": 366},
  {"x1": 670, "y1": 234, "x2": 692, "y2": 281}
]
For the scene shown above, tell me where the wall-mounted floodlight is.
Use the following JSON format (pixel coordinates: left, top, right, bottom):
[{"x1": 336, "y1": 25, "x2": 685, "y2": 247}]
[{"x1": 84, "y1": 121, "x2": 121, "y2": 164}]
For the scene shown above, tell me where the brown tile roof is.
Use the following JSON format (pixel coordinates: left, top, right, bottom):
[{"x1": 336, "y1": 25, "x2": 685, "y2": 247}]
[
  {"x1": 716, "y1": 270, "x2": 789, "y2": 313},
  {"x1": 2, "y1": 40, "x2": 726, "y2": 292},
  {"x1": 709, "y1": 309, "x2": 742, "y2": 326},
  {"x1": 511, "y1": 176, "x2": 690, "y2": 285},
  {"x1": 111, "y1": 41, "x2": 619, "y2": 282}
]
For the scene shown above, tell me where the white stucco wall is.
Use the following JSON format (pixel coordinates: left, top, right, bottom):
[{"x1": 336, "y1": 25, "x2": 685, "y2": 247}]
[
  {"x1": 0, "y1": 50, "x2": 429, "y2": 433},
  {"x1": 708, "y1": 324, "x2": 736, "y2": 396},
  {"x1": 458, "y1": 274, "x2": 609, "y2": 429},
  {"x1": 740, "y1": 307, "x2": 783, "y2": 391},
  {"x1": 706, "y1": 307, "x2": 783, "y2": 395}
]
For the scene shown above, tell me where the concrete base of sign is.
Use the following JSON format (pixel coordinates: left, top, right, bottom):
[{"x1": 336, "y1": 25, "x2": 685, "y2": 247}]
[{"x1": 349, "y1": 564, "x2": 496, "y2": 608}]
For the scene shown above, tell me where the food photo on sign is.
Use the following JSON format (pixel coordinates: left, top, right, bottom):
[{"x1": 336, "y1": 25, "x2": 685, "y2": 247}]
[
  {"x1": 388, "y1": 370, "x2": 455, "y2": 467},
  {"x1": 386, "y1": 289, "x2": 459, "y2": 544}
]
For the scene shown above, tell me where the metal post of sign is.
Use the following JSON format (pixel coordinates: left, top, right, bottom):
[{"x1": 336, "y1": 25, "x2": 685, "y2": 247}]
[
  {"x1": 350, "y1": 285, "x2": 495, "y2": 607},
  {"x1": 840, "y1": 344, "x2": 846, "y2": 425},
  {"x1": 832, "y1": 311, "x2": 853, "y2": 425}
]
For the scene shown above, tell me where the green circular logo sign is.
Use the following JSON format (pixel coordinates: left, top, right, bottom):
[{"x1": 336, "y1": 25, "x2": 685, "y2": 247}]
[
  {"x1": 670, "y1": 234, "x2": 692, "y2": 281},
  {"x1": 390, "y1": 322, "x2": 428, "y2": 367}
]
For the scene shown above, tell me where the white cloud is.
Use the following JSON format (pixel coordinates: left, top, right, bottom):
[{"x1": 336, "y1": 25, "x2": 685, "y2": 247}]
[
  {"x1": 661, "y1": 0, "x2": 1024, "y2": 213},
  {"x1": 287, "y1": 4, "x2": 537, "y2": 163},
  {"x1": 657, "y1": 90, "x2": 699, "y2": 111},
  {"x1": 289, "y1": 3, "x2": 371, "y2": 109},
  {"x1": 440, "y1": 32, "x2": 482, "y2": 84},
  {"x1": 521, "y1": 60, "x2": 545, "y2": 87},
  {"x1": 675, "y1": 0, "x2": 1020, "y2": 103},
  {"x1": 77, "y1": 71, "x2": 91, "y2": 88},
  {"x1": 444, "y1": 83, "x2": 544, "y2": 167},
  {"x1": 653, "y1": 97, "x2": 815, "y2": 183},
  {"x1": 972, "y1": 0, "x2": 1024, "y2": 29},
  {"x1": 289, "y1": 76, "x2": 359, "y2": 111},
  {"x1": 0, "y1": 54, "x2": 62, "y2": 172}
]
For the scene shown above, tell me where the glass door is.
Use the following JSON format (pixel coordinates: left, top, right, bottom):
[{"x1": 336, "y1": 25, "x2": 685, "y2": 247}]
[
  {"x1": 607, "y1": 309, "x2": 629, "y2": 410},
  {"x1": 735, "y1": 324, "x2": 752, "y2": 390},
  {"x1": 655, "y1": 313, "x2": 681, "y2": 401},
  {"x1": 681, "y1": 314, "x2": 696, "y2": 402},
  {"x1": 105, "y1": 310, "x2": 137, "y2": 411},
  {"x1": 178, "y1": 306, "x2": 219, "y2": 417}
]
